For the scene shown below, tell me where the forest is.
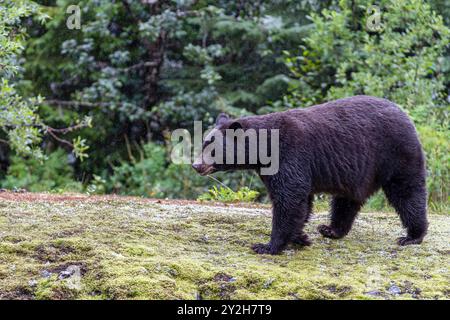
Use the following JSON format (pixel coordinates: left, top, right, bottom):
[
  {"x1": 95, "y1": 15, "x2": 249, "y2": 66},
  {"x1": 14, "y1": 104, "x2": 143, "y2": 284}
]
[{"x1": 1, "y1": 0, "x2": 449, "y2": 212}]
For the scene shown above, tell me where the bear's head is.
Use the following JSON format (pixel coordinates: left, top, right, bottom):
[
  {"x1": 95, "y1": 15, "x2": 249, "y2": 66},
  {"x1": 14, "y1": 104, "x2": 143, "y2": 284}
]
[
  {"x1": 192, "y1": 113, "x2": 252, "y2": 175},
  {"x1": 192, "y1": 113, "x2": 279, "y2": 176}
]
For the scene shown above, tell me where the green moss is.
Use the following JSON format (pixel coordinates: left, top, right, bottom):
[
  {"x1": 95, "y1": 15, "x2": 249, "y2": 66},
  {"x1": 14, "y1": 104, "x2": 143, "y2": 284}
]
[{"x1": 0, "y1": 196, "x2": 448, "y2": 300}]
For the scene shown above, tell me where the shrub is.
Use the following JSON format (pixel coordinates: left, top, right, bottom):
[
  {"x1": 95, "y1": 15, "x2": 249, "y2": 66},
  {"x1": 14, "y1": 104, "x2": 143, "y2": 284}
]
[
  {"x1": 283, "y1": 0, "x2": 449, "y2": 120},
  {"x1": 1, "y1": 149, "x2": 82, "y2": 192},
  {"x1": 108, "y1": 143, "x2": 215, "y2": 199},
  {"x1": 197, "y1": 186, "x2": 260, "y2": 203},
  {"x1": 417, "y1": 125, "x2": 449, "y2": 211},
  {"x1": 108, "y1": 143, "x2": 167, "y2": 198}
]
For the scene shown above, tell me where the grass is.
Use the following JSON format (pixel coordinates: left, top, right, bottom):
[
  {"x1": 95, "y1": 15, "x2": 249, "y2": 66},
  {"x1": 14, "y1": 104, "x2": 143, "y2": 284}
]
[{"x1": 0, "y1": 193, "x2": 448, "y2": 300}]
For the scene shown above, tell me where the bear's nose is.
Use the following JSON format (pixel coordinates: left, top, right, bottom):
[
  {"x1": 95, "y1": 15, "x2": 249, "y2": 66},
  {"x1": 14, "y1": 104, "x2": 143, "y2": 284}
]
[{"x1": 192, "y1": 163, "x2": 202, "y2": 171}]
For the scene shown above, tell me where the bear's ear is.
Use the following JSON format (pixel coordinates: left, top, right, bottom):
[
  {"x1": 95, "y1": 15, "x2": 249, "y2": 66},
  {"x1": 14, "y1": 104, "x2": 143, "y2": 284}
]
[
  {"x1": 228, "y1": 121, "x2": 242, "y2": 130},
  {"x1": 216, "y1": 113, "x2": 230, "y2": 126}
]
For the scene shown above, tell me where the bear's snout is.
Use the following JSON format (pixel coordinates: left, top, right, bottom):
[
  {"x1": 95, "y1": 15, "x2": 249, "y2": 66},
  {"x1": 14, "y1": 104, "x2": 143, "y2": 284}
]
[{"x1": 192, "y1": 163, "x2": 215, "y2": 176}]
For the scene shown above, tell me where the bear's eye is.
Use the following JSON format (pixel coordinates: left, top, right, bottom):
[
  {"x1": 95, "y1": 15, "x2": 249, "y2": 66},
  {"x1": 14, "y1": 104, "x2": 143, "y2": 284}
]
[{"x1": 203, "y1": 136, "x2": 215, "y2": 147}]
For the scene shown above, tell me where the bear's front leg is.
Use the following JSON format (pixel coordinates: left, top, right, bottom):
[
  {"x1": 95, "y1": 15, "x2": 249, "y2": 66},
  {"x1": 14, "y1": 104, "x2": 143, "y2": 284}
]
[{"x1": 252, "y1": 197, "x2": 309, "y2": 255}]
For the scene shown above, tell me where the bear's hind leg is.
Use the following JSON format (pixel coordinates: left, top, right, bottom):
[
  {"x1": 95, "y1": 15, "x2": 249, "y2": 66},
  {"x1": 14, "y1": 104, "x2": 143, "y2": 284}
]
[
  {"x1": 383, "y1": 177, "x2": 428, "y2": 245},
  {"x1": 318, "y1": 196, "x2": 362, "y2": 239}
]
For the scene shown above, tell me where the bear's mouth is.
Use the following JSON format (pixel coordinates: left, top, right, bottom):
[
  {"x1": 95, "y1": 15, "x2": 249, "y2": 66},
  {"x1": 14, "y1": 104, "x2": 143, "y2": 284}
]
[
  {"x1": 199, "y1": 165, "x2": 216, "y2": 176},
  {"x1": 192, "y1": 164, "x2": 217, "y2": 176}
]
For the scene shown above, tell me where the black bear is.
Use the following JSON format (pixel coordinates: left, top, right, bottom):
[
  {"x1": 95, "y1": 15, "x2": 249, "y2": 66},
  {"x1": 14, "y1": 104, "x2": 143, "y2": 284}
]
[{"x1": 192, "y1": 96, "x2": 428, "y2": 254}]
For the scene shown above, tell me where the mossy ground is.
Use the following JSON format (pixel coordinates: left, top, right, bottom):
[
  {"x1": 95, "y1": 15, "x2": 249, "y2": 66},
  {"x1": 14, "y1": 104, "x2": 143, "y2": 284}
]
[{"x1": 0, "y1": 193, "x2": 448, "y2": 300}]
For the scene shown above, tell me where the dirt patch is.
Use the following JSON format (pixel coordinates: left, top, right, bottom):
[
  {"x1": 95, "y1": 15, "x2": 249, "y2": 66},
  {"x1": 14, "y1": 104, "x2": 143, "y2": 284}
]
[
  {"x1": 198, "y1": 273, "x2": 237, "y2": 300},
  {"x1": 34, "y1": 243, "x2": 76, "y2": 263},
  {"x1": 0, "y1": 286, "x2": 34, "y2": 300},
  {"x1": 50, "y1": 228, "x2": 85, "y2": 239},
  {"x1": 47, "y1": 262, "x2": 88, "y2": 276},
  {"x1": 324, "y1": 284, "x2": 353, "y2": 297},
  {"x1": 213, "y1": 272, "x2": 235, "y2": 283},
  {"x1": 0, "y1": 191, "x2": 269, "y2": 209}
]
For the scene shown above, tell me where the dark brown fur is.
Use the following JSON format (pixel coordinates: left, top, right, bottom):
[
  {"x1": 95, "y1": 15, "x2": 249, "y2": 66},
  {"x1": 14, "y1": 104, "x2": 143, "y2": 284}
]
[{"x1": 194, "y1": 95, "x2": 428, "y2": 254}]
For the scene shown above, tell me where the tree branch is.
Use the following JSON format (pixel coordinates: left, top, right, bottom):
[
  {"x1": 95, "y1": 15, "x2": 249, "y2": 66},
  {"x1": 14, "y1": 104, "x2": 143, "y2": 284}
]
[
  {"x1": 46, "y1": 122, "x2": 88, "y2": 134},
  {"x1": 46, "y1": 128, "x2": 74, "y2": 148},
  {"x1": 43, "y1": 100, "x2": 110, "y2": 109},
  {"x1": 46, "y1": 119, "x2": 91, "y2": 148},
  {"x1": 121, "y1": 61, "x2": 160, "y2": 72}
]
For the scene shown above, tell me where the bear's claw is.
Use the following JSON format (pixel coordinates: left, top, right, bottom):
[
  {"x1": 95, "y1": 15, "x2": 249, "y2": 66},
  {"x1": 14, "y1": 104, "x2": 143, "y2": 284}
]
[
  {"x1": 251, "y1": 243, "x2": 280, "y2": 255},
  {"x1": 397, "y1": 236, "x2": 423, "y2": 246},
  {"x1": 317, "y1": 225, "x2": 344, "y2": 239}
]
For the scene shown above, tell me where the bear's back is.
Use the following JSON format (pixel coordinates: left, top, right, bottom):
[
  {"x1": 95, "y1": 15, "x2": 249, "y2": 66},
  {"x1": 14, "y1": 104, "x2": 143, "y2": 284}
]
[{"x1": 276, "y1": 96, "x2": 423, "y2": 199}]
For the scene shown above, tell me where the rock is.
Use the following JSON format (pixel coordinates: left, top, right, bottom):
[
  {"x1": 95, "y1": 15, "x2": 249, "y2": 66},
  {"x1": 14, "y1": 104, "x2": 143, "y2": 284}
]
[
  {"x1": 28, "y1": 280, "x2": 38, "y2": 287},
  {"x1": 263, "y1": 278, "x2": 275, "y2": 288},
  {"x1": 41, "y1": 270, "x2": 52, "y2": 278},
  {"x1": 58, "y1": 271, "x2": 72, "y2": 280},
  {"x1": 111, "y1": 252, "x2": 125, "y2": 259},
  {"x1": 288, "y1": 292, "x2": 301, "y2": 300},
  {"x1": 388, "y1": 285, "x2": 402, "y2": 295},
  {"x1": 365, "y1": 290, "x2": 381, "y2": 296},
  {"x1": 58, "y1": 265, "x2": 79, "y2": 280},
  {"x1": 138, "y1": 267, "x2": 149, "y2": 274}
]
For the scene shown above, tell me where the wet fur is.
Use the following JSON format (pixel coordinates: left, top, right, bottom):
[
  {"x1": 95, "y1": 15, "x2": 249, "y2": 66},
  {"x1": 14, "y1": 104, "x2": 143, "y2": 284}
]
[{"x1": 203, "y1": 96, "x2": 428, "y2": 254}]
